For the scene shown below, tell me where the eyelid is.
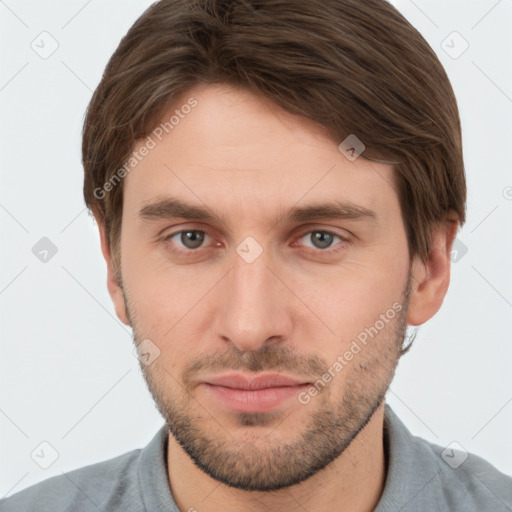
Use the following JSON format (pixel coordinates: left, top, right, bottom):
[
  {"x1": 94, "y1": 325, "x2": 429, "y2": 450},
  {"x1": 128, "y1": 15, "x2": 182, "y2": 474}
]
[
  {"x1": 162, "y1": 227, "x2": 214, "y2": 247},
  {"x1": 295, "y1": 226, "x2": 352, "y2": 242}
]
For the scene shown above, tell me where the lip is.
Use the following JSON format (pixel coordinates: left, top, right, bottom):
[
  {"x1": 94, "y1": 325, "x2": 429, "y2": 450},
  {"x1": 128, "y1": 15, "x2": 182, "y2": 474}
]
[
  {"x1": 205, "y1": 372, "x2": 311, "y2": 389},
  {"x1": 201, "y1": 372, "x2": 312, "y2": 413}
]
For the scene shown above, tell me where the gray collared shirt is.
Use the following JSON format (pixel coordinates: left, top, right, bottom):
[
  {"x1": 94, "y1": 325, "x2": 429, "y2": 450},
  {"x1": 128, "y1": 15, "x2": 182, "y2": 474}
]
[{"x1": 1, "y1": 405, "x2": 511, "y2": 511}]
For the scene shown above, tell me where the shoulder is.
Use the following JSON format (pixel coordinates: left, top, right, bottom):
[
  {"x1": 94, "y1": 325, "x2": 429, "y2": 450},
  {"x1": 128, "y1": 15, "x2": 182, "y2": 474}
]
[
  {"x1": 380, "y1": 405, "x2": 512, "y2": 512},
  {"x1": 419, "y1": 436, "x2": 512, "y2": 511},
  {"x1": 0, "y1": 448, "x2": 143, "y2": 512}
]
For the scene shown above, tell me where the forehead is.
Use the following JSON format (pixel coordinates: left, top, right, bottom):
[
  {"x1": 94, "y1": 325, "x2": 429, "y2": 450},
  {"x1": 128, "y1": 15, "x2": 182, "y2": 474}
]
[{"x1": 122, "y1": 83, "x2": 399, "y2": 227}]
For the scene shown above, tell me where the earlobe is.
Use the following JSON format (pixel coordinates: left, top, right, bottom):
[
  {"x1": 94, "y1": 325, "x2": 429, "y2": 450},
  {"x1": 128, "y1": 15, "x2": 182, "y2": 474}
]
[
  {"x1": 406, "y1": 218, "x2": 459, "y2": 326},
  {"x1": 94, "y1": 215, "x2": 131, "y2": 326}
]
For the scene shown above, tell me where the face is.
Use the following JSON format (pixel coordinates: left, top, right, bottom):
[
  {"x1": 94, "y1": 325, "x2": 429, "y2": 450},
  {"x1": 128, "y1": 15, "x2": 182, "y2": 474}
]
[{"x1": 107, "y1": 83, "x2": 420, "y2": 491}]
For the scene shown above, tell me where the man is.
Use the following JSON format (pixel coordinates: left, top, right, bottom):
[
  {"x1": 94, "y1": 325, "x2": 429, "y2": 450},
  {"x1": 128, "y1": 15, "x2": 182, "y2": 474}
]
[{"x1": 1, "y1": 0, "x2": 511, "y2": 511}]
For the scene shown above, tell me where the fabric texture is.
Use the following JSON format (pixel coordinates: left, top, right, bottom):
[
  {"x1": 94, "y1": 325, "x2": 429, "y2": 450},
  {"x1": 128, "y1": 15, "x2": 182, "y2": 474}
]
[{"x1": 1, "y1": 405, "x2": 511, "y2": 511}]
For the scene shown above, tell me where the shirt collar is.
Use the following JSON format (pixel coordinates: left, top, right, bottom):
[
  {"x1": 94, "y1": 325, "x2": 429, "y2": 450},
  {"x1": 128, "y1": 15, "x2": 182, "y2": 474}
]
[
  {"x1": 138, "y1": 424, "x2": 178, "y2": 511},
  {"x1": 375, "y1": 404, "x2": 442, "y2": 511}
]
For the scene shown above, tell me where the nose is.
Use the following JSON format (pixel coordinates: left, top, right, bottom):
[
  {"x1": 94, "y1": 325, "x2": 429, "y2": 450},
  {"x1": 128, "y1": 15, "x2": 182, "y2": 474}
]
[{"x1": 213, "y1": 246, "x2": 293, "y2": 352}]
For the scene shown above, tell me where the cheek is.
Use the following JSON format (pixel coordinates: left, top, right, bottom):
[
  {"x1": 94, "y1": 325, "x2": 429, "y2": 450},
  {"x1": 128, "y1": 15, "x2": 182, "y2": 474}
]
[
  {"x1": 293, "y1": 254, "x2": 408, "y2": 346},
  {"x1": 121, "y1": 250, "x2": 222, "y2": 369}
]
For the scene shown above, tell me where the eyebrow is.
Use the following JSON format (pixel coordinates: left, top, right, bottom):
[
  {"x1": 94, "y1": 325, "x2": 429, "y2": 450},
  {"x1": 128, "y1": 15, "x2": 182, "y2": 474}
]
[{"x1": 137, "y1": 197, "x2": 377, "y2": 227}]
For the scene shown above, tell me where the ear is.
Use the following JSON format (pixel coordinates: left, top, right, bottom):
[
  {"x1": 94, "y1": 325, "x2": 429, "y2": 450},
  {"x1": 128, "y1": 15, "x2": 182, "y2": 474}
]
[
  {"x1": 406, "y1": 215, "x2": 459, "y2": 326},
  {"x1": 94, "y1": 215, "x2": 131, "y2": 326}
]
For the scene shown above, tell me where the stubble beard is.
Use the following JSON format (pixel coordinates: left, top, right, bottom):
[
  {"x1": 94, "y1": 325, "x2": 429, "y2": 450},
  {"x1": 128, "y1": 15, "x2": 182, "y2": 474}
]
[{"x1": 125, "y1": 274, "x2": 412, "y2": 491}]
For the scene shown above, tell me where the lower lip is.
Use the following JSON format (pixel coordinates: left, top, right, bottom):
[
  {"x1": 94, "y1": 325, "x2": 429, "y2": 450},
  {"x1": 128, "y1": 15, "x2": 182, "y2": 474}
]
[{"x1": 202, "y1": 383, "x2": 311, "y2": 413}]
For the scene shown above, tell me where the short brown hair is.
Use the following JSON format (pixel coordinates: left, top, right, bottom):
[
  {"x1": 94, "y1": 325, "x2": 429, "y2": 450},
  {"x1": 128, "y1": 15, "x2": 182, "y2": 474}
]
[{"x1": 82, "y1": 0, "x2": 466, "y2": 275}]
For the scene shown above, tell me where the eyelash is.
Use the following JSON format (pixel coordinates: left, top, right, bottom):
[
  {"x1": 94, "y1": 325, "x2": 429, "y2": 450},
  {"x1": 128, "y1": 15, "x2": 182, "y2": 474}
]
[{"x1": 162, "y1": 228, "x2": 351, "y2": 256}]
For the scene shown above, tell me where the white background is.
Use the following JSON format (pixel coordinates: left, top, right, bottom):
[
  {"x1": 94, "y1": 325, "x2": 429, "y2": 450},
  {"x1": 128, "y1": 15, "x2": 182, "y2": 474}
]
[{"x1": 0, "y1": 0, "x2": 511, "y2": 498}]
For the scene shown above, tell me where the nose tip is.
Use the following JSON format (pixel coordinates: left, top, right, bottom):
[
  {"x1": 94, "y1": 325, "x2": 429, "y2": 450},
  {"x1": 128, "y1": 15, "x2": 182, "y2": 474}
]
[
  {"x1": 220, "y1": 333, "x2": 284, "y2": 354},
  {"x1": 218, "y1": 297, "x2": 284, "y2": 352}
]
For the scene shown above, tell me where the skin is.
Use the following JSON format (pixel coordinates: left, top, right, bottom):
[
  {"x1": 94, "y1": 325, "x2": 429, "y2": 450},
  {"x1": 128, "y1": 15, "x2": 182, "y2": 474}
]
[{"x1": 95, "y1": 83, "x2": 458, "y2": 512}]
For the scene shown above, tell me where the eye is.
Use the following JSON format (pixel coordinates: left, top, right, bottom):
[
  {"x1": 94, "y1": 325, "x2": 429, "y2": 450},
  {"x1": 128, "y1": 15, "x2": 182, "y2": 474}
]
[
  {"x1": 163, "y1": 229, "x2": 212, "y2": 252},
  {"x1": 295, "y1": 229, "x2": 349, "y2": 252},
  {"x1": 162, "y1": 227, "x2": 350, "y2": 256}
]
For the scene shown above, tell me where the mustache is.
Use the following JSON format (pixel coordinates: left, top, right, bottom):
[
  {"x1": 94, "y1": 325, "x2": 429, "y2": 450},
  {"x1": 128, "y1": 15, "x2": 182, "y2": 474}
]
[{"x1": 182, "y1": 344, "x2": 328, "y2": 388}]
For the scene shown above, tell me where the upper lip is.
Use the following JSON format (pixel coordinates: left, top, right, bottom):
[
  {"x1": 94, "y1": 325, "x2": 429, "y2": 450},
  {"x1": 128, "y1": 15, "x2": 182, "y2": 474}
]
[{"x1": 204, "y1": 373, "x2": 311, "y2": 390}]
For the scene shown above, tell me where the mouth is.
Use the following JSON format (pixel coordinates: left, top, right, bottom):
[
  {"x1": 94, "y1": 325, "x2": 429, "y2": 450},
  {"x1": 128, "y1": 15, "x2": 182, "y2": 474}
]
[{"x1": 200, "y1": 372, "x2": 313, "y2": 413}]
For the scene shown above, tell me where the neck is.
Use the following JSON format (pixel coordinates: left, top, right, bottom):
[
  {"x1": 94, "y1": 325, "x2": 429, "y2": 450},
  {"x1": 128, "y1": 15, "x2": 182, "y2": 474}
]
[{"x1": 167, "y1": 403, "x2": 387, "y2": 512}]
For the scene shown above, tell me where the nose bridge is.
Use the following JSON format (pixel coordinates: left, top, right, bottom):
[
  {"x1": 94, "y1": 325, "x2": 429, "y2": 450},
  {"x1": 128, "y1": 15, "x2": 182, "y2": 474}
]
[{"x1": 215, "y1": 244, "x2": 290, "y2": 351}]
